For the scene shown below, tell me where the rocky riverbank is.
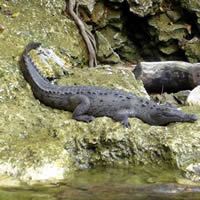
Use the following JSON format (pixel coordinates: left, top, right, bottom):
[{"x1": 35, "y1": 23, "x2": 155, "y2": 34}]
[{"x1": 0, "y1": 0, "x2": 199, "y2": 185}]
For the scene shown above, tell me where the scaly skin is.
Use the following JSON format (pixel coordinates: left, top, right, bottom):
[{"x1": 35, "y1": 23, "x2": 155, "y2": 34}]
[{"x1": 20, "y1": 43, "x2": 198, "y2": 127}]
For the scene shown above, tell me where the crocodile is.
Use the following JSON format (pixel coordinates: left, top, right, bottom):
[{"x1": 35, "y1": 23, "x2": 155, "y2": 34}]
[{"x1": 20, "y1": 42, "x2": 198, "y2": 127}]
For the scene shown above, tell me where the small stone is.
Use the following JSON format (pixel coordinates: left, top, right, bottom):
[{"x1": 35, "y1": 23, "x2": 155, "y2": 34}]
[
  {"x1": 0, "y1": 24, "x2": 5, "y2": 33},
  {"x1": 187, "y1": 86, "x2": 200, "y2": 106}
]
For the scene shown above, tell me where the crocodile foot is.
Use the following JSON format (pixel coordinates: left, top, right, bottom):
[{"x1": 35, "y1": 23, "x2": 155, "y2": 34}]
[{"x1": 121, "y1": 120, "x2": 131, "y2": 128}]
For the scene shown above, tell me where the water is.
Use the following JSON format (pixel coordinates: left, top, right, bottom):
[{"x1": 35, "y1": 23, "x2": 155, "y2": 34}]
[{"x1": 0, "y1": 167, "x2": 200, "y2": 200}]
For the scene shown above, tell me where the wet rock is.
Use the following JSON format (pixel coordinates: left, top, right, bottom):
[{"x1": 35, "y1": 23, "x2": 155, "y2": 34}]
[{"x1": 57, "y1": 169, "x2": 200, "y2": 200}]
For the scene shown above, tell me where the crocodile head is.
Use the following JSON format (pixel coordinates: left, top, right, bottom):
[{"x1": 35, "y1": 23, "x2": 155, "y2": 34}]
[{"x1": 147, "y1": 105, "x2": 198, "y2": 126}]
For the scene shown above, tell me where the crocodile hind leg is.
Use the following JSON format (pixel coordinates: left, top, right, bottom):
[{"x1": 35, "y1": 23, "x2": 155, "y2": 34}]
[
  {"x1": 69, "y1": 94, "x2": 95, "y2": 123},
  {"x1": 112, "y1": 109, "x2": 132, "y2": 128}
]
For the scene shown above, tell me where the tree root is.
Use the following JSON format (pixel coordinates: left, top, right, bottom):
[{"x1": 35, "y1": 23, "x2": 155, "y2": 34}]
[{"x1": 66, "y1": 0, "x2": 97, "y2": 67}]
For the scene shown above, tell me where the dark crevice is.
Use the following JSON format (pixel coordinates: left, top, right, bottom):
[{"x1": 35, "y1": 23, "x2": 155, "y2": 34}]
[
  {"x1": 121, "y1": 2, "x2": 163, "y2": 61},
  {"x1": 118, "y1": 1, "x2": 199, "y2": 62},
  {"x1": 181, "y1": 9, "x2": 200, "y2": 38}
]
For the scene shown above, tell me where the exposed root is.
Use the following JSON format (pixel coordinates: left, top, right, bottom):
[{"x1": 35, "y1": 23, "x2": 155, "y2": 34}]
[{"x1": 66, "y1": 0, "x2": 97, "y2": 67}]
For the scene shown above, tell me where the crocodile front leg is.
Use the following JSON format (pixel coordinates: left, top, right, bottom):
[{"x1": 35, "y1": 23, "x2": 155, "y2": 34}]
[
  {"x1": 112, "y1": 109, "x2": 132, "y2": 128},
  {"x1": 69, "y1": 94, "x2": 95, "y2": 123}
]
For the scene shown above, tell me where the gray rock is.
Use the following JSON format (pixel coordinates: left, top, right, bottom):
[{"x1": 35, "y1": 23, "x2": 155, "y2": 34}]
[
  {"x1": 187, "y1": 86, "x2": 200, "y2": 106},
  {"x1": 96, "y1": 31, "x2": 121, "y2": 63}
]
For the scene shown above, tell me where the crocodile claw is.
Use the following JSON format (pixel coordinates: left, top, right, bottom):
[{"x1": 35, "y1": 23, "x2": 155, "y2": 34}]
[{"x1": 121, "y1": 120, "x2": 131, "y2": 128}]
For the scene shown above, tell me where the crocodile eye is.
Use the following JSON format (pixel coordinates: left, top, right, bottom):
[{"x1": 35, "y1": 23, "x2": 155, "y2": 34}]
[{"x1": 100, "y1": 99, "x2": 103, "y2": 102}]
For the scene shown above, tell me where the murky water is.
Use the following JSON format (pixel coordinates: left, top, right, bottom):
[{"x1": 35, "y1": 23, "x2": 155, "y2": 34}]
[{"x1": 1, "y1": 167, "x2": 200, "y2": 200}]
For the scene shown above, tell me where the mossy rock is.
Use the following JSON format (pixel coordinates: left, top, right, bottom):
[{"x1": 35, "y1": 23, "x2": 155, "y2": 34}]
[
  {"x1": 0, "y1": 0, "x2": 200, "y2": 185},
  {"x1": 184, "y1": 38, "x2": 200, "y2": 63},
  {"x1": 96, "y1": 31, "x2": 121, "y2": 63},
  {"x1": 127, "y1": 0, "x2": 162, "y2": 17},
  {"x1": 148, "y1": 13, "x2": 188, "y2": 42}
]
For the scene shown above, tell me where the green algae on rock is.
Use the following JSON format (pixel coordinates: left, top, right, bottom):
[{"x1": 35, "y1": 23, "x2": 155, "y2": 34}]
[
  {"x1": 148, "y1": 13, "x2": 188, "y2": 42},
  {"x1": 184, "y1": 38, "x2": 200, "y2": 63},
  {"x1": 0, "y1": 43, "x2": 148, "y2": 183},
  {"x1": 96, "y1": 31, "x2": 121, "y2": 64},
  {"x1": 0, "y1": 0, "x2": 88, "y2": 64},
  {"x1": 0, "y1": 0, "x2": 200, "y2": 185},
  {"x1": 1, "y1": 43, "x2": 200, "y2": 184},
  {"x1": 89, "y1": 1, "x2": 141, "y2": 63}
]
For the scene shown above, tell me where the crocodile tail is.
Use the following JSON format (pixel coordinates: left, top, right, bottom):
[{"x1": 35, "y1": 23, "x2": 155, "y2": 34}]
[
  {"x1": 20, "y1": 42, "x2": 41, "y2": 78},
  {"x1": 23, "y1": 42, "x2": 41, "y2": 56}
]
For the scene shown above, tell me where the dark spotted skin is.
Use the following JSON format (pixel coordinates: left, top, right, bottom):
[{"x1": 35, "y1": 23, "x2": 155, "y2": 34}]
[{"x1": 20, "y1": 43, "x2": 198, "y2": 127}]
